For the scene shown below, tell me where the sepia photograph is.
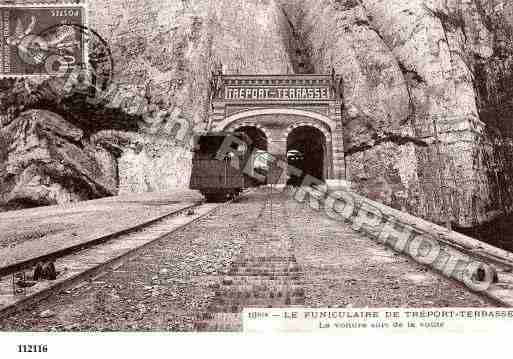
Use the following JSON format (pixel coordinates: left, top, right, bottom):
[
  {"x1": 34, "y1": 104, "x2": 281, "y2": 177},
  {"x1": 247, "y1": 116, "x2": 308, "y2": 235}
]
[{"x1": 0, "y1": 0, "x2": 513, "y2": 355}]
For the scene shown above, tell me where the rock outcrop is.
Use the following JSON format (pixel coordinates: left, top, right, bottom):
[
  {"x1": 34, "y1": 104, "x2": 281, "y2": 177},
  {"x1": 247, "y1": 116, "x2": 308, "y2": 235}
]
[
  {"x1": 0, "y1": 110, "x2": 118, "y2": 209},
  {"x1": 0, "y1": 76, "x2": 139, "y2": 209}
]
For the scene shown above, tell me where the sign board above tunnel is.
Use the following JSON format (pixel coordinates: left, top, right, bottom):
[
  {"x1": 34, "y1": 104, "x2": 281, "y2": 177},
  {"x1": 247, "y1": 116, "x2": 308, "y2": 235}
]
[
  {"x1": 212, "y1": 75, "x2": 338, "y2": 103},
  {"x1": 207, "y1": 73, "x2": 346, "y2": 182}
]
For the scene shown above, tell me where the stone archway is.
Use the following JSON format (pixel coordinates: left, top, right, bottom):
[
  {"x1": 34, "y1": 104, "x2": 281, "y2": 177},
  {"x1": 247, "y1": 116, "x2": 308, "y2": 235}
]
[
  {"x1": 221, "y1": 111, "x2": 334, "y2": 182},
  {"x1": 225, "y1": 121, "x2": 271, "y2": 150},
  {"x1": 208, "y1": 74, "x2": 346, "y2": 184},
  {"x1": 286, "y1": 125, "x2": 328, "y2": 184},
  {"x1": 218, "y1": 108, "x2": 337, "y2": 134},
  {"x1": 226, "y1": 123, "x2": 271, "y2": 181},
  {"x1": 282, "y1": 121, "x2": 331, "y2": 142},
  {"x1": 234, "y1": 125, "x2": 268, "y2": 151}
]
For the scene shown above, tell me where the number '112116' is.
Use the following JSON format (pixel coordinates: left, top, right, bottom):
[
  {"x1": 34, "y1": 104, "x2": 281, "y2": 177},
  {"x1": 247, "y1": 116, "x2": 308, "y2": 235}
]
[{"x1": 17, "y1": 345, "x2": 48, "y2": 353}]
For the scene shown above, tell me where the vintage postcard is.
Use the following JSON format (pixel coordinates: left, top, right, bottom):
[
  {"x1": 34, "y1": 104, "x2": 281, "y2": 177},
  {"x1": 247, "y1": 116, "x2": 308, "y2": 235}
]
[{"x1": 0, "y1": 0, "x2": 512, "y2": 357}]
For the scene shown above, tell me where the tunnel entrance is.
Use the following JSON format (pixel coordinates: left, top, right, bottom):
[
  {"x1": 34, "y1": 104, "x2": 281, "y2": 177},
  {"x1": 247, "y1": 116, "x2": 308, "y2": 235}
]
[
  {"x1": 286, "y1": 126, "x2": 326, "y2": 186},
  {"x1": 234, "y1": 126, "x2": 270, "y2": 182},
  {"x1": 209, "y1": 74, "x2": 346, "y2": 185},
  {"x1": 235, "y1": 126, "x2": 267, "y2": 151}
]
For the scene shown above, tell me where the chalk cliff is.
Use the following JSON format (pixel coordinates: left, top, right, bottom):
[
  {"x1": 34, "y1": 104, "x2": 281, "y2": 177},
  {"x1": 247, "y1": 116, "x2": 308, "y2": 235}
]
[{"x1": 1, "y1": 0, "x2": 513, "y2": 229}]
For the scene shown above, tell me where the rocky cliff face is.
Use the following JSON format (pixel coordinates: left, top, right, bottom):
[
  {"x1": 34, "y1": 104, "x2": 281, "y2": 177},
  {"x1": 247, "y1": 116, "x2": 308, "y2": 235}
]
[
  {"x1": 88, "y1": 0, "x2": 296, "y2": 194},
  {"x1": 1, "y1": 0, "x2": 513, "y2": 229},
  {"x1": 0, "y1": 76, "x2": 139, "y2": 209},
  {"x1": 278, "y1": 0, "x2": 513, "y2": 227},
  {"x1": 0, "y1": 109, "x2": 115, "y2": 209}
]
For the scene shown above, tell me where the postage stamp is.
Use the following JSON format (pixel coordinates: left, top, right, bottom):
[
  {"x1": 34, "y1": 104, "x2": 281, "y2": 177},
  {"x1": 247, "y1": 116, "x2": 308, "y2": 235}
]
[{"x1": 0, "y1": 4, "x2": 86, "y2": 77}]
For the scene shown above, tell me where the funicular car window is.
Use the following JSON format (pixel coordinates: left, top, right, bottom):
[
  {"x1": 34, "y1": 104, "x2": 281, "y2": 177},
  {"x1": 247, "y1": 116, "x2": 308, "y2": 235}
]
[{"x1": 196, "y1": 136, "x2": 225, "y2": 158}]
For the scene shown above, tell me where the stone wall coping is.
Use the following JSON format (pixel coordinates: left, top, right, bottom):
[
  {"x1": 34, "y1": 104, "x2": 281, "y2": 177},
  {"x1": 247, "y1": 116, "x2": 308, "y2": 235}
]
[{"x1": 335, "y1": 188, "x2": 513, "y2": 268}]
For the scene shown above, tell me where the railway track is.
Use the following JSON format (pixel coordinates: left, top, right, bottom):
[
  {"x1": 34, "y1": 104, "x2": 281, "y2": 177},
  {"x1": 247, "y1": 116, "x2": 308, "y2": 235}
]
[
  {"x1": 0, "y1": 192, "x2": 250, "y2": 320},
  {"x1": 0, "y1": 187, "x2": 498, "y2": 331},
  {"x1": 194, "y1": 187, "x2": 305, "y2": 331}
]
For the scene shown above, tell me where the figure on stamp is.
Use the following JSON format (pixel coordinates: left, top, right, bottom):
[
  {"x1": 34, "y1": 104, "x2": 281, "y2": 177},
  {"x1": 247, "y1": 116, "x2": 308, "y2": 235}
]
[
  {"x1": 7, "y1": 17, "x2": 79, "y2": 70},
  {"x1": 6, "y1": 16, "x2": 45, "y2": 65},
  {"x1": 6, "y1": 16, "x2": 36, "y2": 48}
]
